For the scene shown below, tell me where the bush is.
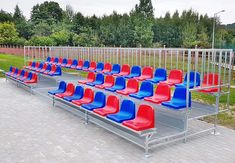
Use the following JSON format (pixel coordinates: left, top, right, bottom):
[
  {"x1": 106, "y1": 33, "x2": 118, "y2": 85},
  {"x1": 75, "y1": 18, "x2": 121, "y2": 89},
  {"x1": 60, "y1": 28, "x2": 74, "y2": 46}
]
[{"x1": 28, "y1": 36, "x2": 55, "y2": 46}]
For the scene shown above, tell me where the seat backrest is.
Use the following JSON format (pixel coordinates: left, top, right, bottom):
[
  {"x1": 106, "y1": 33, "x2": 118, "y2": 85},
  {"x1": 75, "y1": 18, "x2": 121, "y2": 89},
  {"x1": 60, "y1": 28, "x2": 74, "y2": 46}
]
[
  {"x1": 94, "y1": 92, "x2": 106, "y2": 107},
  {"x1": 32, "y1": 73, "x2": 38, "y2": 82},
  {"x1": 50, "y1": 57, "x2": 55, "y2": 62},
  {"x1": 9, "y1": 66, "x2": 13, "y2": 72},
  {"x1": 31, "y1": 62, "x2": 36, "y2": 67},
  {"x1": 87, "y1": 72, "x2": 95, "y2": 80},
  {"x1": 173, "y1": 87, "x2": 191, "y2": 107},
  {"x1": 51, "y1": 65, "x2": 56, "y2": 72},
  {"x1": 137, "y1": 105, "x2": 154, "y2": 126},
  {"x1": 112, "y1": 64, "x2": 120, "y2": 72},
  {"x1": 96, "y1": 62, "x2": 104, "y2": 70},
  {"x1": 58, "y1": 58, "x2": 63, "y2": 63},
  {"x1": 106, "y1": 95, "x2": 120, "y2": 112},
  {"x1": 84, "y1": 88, "x2": 94, "y2": 100},
  {"x1": 14, "y1": 68, "x2": 19, "y2": 74},
  {"x1": 11, "y1": 67, "x2": 16, "y2": 73},
  {"x1": 203, "y1": 73, "x2": 219, "y2": 85},
  {"x1": 121, "y1": 64, "x2": 130, "y2": 73},
  {"x1": 54, "y1": 57, "x2": 59, "y2": 63},
  {"x1": 38, "y1": 63, "x2": 43, "y2": 69},
  {"x1": 83, "y1": 60, "x2": 90, "y2": 68},
  {"x1": 142, "y1": 66, "x2": 153, "y2": 77},
  {"x1": 104, "y1": 63, "x2": 112, "y2": 71},
  {"x1": 56, "y1": 66, "x2": 62, "y2": 75},
  {"x1": 20, "y1": 70, "x2": 25, "y2": 76},
  {"x1": 155, "y1": 83, "x2": 171, "y2": 99},
  {"x1": 46, "y1": 64, "x2": 52, "y2": 71},
  {"x1": 184, "y1": 71, "x2": 201, "y2": 86},
  {"x1": 23, "y1": 71, "x2": 29, "y2": 78},
  {"x1": 35, "y1": 62, "x2": 40, "y2": 68},
  {"x1": 139, "y1": 81, "x2": 153, "y2": 95},
  {"x1": 155, "y1": 68, "x2": 167, "y2": 80},
  {"x1": 66, "y1": 83, "x2": 75, "y2": 94},
  {"x1": 105, "y1": 75, "x2": 115, "y2": 84},
  {"x1": 168, "y1": 69, "x2": 183, "y2": 81},
  {"x1": 67, "y1": 59, "x2": 72, "y2": 64},
  {"x1": 42, "y1": 63, "x2": 47, "y2": 70},
  {"x1": 131, "y1": 66, "x2": 141, "y2": 75},
  {"x1": 62, "y1": 58, "x2": 67, "y2": 64},
  {"x1": 58, "y1": 81, "x2": 67, "y2": 91},
  {"x1": 74, "y1": 86, "x2": 84, "y2": 97},
  {"x1": 46, "y1": 57, "x2": 51, "y2": 62},
  {"x1": 127, "y1": 79, "x2": 139, "y2": 91},
  {"x1": 17, "y1": 69, "x2": 22, "y2": 75},
  {"x1": 96, "y1": 73, "x2": 104, "y2": 82},
  {"x1": 27, "y1": 72, "x2": 33, "y2": 80},
  {"x1": 78, "y1": 60, "x2": 83, "y2": 66},
  {"x1": 120, "y1": 100, "x2": 135, "y2": 115},
  {"x1": 90, "y1": 61, "x2": 96, "y2": 68},
  {"x1": 115, "y1": 77, "x2": 125, "y2": 87},
  {"x1": 72, "y1": 59, "x2": 78, "y2": 66}
]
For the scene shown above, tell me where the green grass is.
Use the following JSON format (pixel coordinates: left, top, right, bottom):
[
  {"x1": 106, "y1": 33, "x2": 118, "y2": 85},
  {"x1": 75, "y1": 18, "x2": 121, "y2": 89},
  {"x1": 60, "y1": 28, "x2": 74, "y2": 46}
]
[{"x1": 0, "y1": 53, "x2": 24, "y2": 77}]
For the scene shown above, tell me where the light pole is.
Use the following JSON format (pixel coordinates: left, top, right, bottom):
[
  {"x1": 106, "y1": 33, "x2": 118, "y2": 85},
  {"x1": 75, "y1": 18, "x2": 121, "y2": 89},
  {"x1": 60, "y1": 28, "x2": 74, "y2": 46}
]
[{"x1": 212, "y1": 10, "x2": 225, "y2": 49}]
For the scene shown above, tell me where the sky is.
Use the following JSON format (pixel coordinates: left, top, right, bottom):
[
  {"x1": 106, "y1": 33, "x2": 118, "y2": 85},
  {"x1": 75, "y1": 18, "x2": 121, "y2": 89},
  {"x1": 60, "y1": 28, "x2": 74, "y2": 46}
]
[{"x1": 0, "y1": 0, "x2": 234, "y2": 24}]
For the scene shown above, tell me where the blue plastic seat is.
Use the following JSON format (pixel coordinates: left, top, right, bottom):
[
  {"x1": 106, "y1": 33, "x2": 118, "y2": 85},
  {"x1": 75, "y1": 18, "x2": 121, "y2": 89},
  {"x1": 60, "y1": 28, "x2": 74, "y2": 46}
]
[
  {"x1": 162, "y1": 87, "x2": 191, "y2": 109},
  {"x1": 105, "y1": 77, "x2": 125, "y2": 92},
  {"x1": 48, "y1": 66, "x2": 62, "y2": 76},
  {"x1": 94, "y1": 62, "x2": 104, "y2": 72},
  {"x1": 25, "y1": 72, "x2": 33, "y2": 81},
  {"x1": 125, "y1": 66, "x2": 141, "y2": 79},
  {"x1": 54, "y1": 57, "x2": 59, "y2": 64},
  {"x1": 175, "y1": 71, "x2": 201, "y2": 88},
  {"x1": 29, "y1": 62, "x2": 36, "y2": 69},
  {"x1": 81, "y1": 60, "x2": 90, "y2": 70},
  {"x1": 11, "y1": 68, "x2": 19, "y2": 77},
  {"x1": 70, "y1": 59, "x2": 78, "y2": 69},
  {"x1": 86, "y1": 73, "x2": 104, "y2": 86},
  {"x1": 61, "y1": 58, "x2": 68, "y2": 67},
  {"x1": 43, "y1": 64, "x2": 52, "y2": 74},
  {"x1": 107, "y1": 100, "x2": 135, "y2": 123},
  {"x1": 17, "y1": 70, "x2": 25, "y2": 79},
  {"x1": 129, "y1": 81, "x2": 153, "y2": 99},
  {"x1": 64, "y1": 86, "x2": 84, "y2": 102},
  {"x1": 46, "y1": 57, "x2": 51, "y2": 62},
  {"x1": 147, "y1": 68, "x2": 167, "y2": 83},
  {"x1": 36, "y1": 63, "x2": 44, "y2": 71},
  {"x1": 5, "y1": 66, "x2": 13, "y2": 76},
  {"x1": 82, "y1": 92, "x2": 106, "y2": 110},
  {"x1": 48, "y1": 81, "x2": 67, "y2": 95},
  {"x1": 105, "y1": 64, "x2": 120, "y2": 75}
]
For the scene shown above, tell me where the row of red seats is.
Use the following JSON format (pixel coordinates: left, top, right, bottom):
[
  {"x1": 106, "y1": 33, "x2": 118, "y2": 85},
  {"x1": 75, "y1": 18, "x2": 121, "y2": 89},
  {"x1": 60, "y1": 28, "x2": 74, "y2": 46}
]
[
  {"x1": 5, "y1": 67, "x2": 38, "y2": 84},
  {"x1": 48, "y1": 82, "x2": 155, "y2": 131}
]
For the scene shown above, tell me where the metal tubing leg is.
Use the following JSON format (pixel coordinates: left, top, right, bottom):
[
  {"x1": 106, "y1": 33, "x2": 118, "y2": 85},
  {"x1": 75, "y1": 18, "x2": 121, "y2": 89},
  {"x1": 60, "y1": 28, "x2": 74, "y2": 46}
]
[
  {"x1": 53, "y1": 96, "x2": 55, "y2": 107},
  {"x1": 211, "y1": 114, "x2": 220, "y2": 135},
  {"x1": 144, "y1": 134, "x2": 153, "y2": 158},
  {"x1": 84, "y1": 111, "x2": 89, "y2": 124}
]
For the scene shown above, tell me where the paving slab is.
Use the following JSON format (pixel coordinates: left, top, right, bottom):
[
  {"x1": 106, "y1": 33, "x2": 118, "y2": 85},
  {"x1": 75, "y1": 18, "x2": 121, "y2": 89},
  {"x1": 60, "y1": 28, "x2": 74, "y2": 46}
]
[{"x1": 1, "y1": 78, "x2": 235, "y2": 163}]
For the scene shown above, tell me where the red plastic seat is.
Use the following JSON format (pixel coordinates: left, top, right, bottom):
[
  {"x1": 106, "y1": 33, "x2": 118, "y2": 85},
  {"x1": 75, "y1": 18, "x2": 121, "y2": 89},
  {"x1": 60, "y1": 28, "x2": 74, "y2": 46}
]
[
  {"x1": 116, "y1": 79, "x2": 139, "y2": 95},
  {"x1": 31, "y1": 62, "x2": 40, "y2": 71},
  {"x1": 95, "y1": 75, "x2": 114, "y2": 89},
  {"x1": 72, "y1": 88, "x2": 94, "y2": 106},
  {"x1": 65, "y1": 59, "x2": 73, "y2": 67},
  {"x1": 144, "y1": 83, "x2": 171, "y2": 104},
  {"x1": 198, "y1": 73, "x2": 220, "y2": 93},
  {"x1": 57, "y1": 58, "x2": 63, "y2": 65},
  {"x1": 93, "y1": 95, "x2": 120, "y2": 116},
  {"x1": 102, "y1": 63, "x2": 112, "y2": 73},
  {"x1": 24, "y1": 73, "x2": 38, "y2": 84},
  {"x1": 114, "y1": 64, "x2": 130, "y2": 76},
  {"x1": 55, "y1": 83, "x2": 75, "y2": 98},
  {"x1": 76, "y1": 60, "x2": 84, "y2": 69},
  {"x1": 160, "y1": 69, "x2": 183, "y2": 86},
  {"x1": 87, "y1": 61, "x2": 96, "y2": 71},
  {"x1": 78, "y1": 72, "x2": 95, "y2": 84},
  {"x1": 122, "y1": 104, "x2": 155, "y2": 131},
  {"x1": 134, "y1": 66, "x2": 153, "y2": 81},
  {"x1": 9, "y1": 67, "x2": 16, "y2": 76},
  {"x1": 19, "y1": 71, "x2": 29, "y2": 81},
  {"x1": 24, "y1": 61, "x2": 32, "y2": 69},
  {"x1": 49, "y1": 57, "x2": 55, "y2": 63},
  {"x1": 39, "y1": 63, "x2": 48, "y2": 73}
]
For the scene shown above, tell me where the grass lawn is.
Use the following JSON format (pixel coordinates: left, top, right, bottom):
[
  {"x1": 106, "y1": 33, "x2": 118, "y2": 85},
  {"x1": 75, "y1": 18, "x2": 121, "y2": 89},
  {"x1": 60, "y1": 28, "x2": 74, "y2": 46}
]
[{"x1": 1, "y1": 53, "x2": 235, "y2": 129}]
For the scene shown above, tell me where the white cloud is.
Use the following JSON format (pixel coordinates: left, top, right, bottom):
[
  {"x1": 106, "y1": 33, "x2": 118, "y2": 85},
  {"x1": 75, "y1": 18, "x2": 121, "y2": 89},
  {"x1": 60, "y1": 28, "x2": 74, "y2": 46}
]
[{"x1": 0, "y1": 0, "x2": 234, "y2": 24}]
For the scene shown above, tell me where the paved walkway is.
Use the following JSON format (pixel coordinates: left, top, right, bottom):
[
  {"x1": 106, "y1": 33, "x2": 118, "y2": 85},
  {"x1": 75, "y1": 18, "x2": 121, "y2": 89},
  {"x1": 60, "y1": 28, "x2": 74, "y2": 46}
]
[{"x1": 1, "y1": 78, "x2": 235, "y2": 163}]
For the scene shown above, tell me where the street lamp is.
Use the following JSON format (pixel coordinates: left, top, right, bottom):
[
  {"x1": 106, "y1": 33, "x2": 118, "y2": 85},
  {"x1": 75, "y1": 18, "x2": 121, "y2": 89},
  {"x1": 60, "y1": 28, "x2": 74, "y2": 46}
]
[{"x1": 212, "y1": 10, "x2": 225, "y2": 49}]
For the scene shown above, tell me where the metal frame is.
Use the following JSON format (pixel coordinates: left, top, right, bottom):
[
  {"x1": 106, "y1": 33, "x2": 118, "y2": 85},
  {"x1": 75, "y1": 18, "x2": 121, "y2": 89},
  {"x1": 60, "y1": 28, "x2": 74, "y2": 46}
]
[{"x1": 21, "y1": 46, "x2": 234, "y2": 156}]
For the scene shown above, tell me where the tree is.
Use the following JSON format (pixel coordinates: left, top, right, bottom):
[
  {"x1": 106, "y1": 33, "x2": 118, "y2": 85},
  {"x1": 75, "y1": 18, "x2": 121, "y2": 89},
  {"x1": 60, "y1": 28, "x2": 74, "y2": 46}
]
[
  {"x1": 33, "y1": 22, "x2": 52, "y2": 36},
  {"x1": 30, "y1": 1, "x2": 63, "y2": 24},
  {"x1": 72, "y1": 12, "x2": 86, "y2": 34},
  {"x1": 50, "y1": 30, "x2": 70, "y2": 46},
  {"x1": 13, "y1": 5, "x2": 25, "y2": 22},
  {"x1": 0, "y1": 22, "x2": 20, "y2": 45},
  {"x1": 0, "y1": 10, "x2": 13, "y2": 22},
  {"x1": 182, "y1": 23, "x2": 197, "y2": 48},
  {"x1": 134, "y1": 0, "x2": 154, "y2": 19}
]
